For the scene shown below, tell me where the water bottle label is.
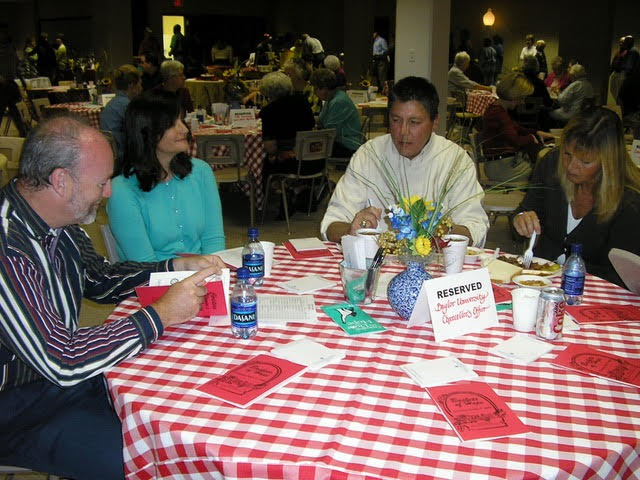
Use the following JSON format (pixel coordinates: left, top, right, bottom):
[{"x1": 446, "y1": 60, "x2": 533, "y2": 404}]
[
  {"x1": 243, "y1": 253, "x2": 264, "y2": 278},
  {"x1": 561, "y1": 273, "x2": 584, "y2": 296},
  {"x1": 231, "y1": 300, "x2": 257, "y2": 328}
]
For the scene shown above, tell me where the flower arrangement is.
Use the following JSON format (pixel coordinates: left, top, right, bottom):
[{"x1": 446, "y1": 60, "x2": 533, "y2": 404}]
[
  {"x1": 355, "y1": 142, "x2": 480, "y2": 260},
  {"x1": 379, "y1": 196, "x2": 452, "y2": 258}
]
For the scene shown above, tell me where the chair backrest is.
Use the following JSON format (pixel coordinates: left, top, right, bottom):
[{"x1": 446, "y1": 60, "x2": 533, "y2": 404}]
[
  {"x1": 100, "y1": 224, "x2": 121, "y2": 263},
  {"x1": 0, "y1": 136, "x2": 26, "y2": 170},
  {"x1": 346, "y1": 90, "x2": 368, "y2": 104},
  {"x1": 32, "y1": 97, "x2": 51, "y2": 120},
  {"x1": 15, "y1": 101, "x2": 31, "y2": 127},
  {"x1": 602, "y1": 104, "x2": 623, "y2": 121},
  {"x1": 294, "y1": 129, "x2": 336, "y2": 163},
  {"x1": 360, "y1": 115, "x2": 370, "y2": 142},
  {"x1": 58, "y1": 80, "x2": 76, "y2": 87},
  {"x1": 608, "y1": 248, "x2": 640, "y2": 294},
  {"x1": 197, "y1": 134, "x2": 245, "y2": 173}
]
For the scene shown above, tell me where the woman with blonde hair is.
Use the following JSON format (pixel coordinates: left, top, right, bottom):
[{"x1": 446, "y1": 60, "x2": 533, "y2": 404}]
[
  {"x1": 513, "y1": 107, "x2": 640, "y2": 286},
  {"x1": 481, "y1": 72, "x2": 554, "y2": 182}
]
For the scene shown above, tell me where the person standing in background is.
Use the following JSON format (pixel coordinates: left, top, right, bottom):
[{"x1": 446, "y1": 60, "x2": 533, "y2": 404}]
[
  {"x1": 492, "y1": 35, "x2": 504, "y2": 84},
  {"x1": 478, "y1": 37, "x2": 497, "y2": 86},
  {"x1": 301, "y1": 33, "x2": 325, "y2": 68},
  {"x1": 520, "y1": 34, "x2": 536, "y2": 62},
  {"x1": 138, "y1": 27, "x2": 162, "y2": 61},
  {"x1": 169, "y1": 24, "x2": 185, "y2": 64},
  {"x1": 139, "y1": 52, "x2": 162, "y2": 91},
  {"x1": 610, "y1": 35, "x2": 640, "y2": 104},
  {"x1": 372, "y1": 31, "x2": 389, "y2": 92},
  {"x1": 535, "y1": 40, "x2": 548, "y2": 80},
  {"x1": 35, "y1": 32, "x2": 56, "y2": 83},
  {"x1": 0, "y1": 29, "x2": 27, "y2": 136}
]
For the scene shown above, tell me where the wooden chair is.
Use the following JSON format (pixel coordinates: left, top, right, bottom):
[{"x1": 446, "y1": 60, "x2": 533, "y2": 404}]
[
  {"x1": 196, "y1": 134, "x2": 255, "y2": 226},
  {"x1": 31, "y1": 97, "x2": 51, "y2": 121},
  {"x1": 608, "y1": 248, "x2": 640, "y2": 294},
  {"x1": 261, "y1": 128, "x2": 336, "y2": 233},
  {"x1": 468, "y1": 131, "x2": 527, "y2": 224},
  {"x1": 0, "y1": 465, "x2": 59, "y2": 479},
  {"x1": 0, "y1": 136, "x2": 26, "y2": 172},
  {"x1": 100, "y1": 224, "x2": 121, "y2": 263},
  {"x1": 515, "y1": 96, "x2": 543, "y2": 129}
]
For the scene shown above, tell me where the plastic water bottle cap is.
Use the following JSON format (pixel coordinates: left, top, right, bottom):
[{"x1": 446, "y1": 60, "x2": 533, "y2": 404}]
[
  {"x1": 570, "y1": 243, "x2": 583, "y2": 254},
  {"x1": 237, "y1": 267, "x2": 250, "y2": 280},
  {"x1": 248, "y1": 227, "x2": 259, "y2": 237}
]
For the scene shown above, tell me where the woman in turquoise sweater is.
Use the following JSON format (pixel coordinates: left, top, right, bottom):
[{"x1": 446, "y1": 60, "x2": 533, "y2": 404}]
[{"x1": 107, "y1": 90, "x2": 225, "y2": 261}]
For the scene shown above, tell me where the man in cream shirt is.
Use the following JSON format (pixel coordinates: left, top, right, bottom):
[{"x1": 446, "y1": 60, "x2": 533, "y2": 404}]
[{"x1": 320, "y1": 76, "x2": 489, "y2": 247}]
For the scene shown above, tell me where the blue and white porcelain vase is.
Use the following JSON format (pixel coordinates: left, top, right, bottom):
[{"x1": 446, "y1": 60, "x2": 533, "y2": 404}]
[{"x1": 387, "y1": 260, "x2": 432, "y2": 320}]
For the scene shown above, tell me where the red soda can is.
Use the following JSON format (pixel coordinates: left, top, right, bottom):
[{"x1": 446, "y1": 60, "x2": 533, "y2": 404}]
[{"x1": 535, "y1": 287, "x2": 565, "y2": 341}]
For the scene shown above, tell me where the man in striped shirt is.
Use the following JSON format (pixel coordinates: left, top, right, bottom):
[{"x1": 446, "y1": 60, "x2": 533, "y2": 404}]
[{"x1": 0, "y1": 116, "x2": 224, "y2": 479}]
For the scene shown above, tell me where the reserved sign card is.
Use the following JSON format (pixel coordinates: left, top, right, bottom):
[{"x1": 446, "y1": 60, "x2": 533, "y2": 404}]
[
  {"x1": 551, "y1": 344, "x2": 640, "y2": 388},
  {"x1": 427, "y1": 381, "x2": 530, "y2": 442},
  {"x1": 408, "y1": 268, "x2": 498, "y2": 343},
  {"x1": 229, "y1": 108, "x2": 257, "y2": 127}
]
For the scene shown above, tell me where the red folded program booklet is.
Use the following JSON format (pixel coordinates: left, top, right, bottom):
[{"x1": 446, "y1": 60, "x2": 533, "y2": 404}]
[
  {"x1": 551, "y1": 344, "x2": 640, "y2": 388},
  {"x1": 564, "y1": 303, "x2": 640, "y2": 324},
  {"x1": 427, "y1": 381, "x2": 530, "y2": 442},
  {"x1": 491, "y1": 283, "x2": 512, "y2": 304},
  {"x1": 136, "y1": 281, "x2": 227, "y2": 317},
  {"x1": 283, "y1": 240, "x2": 333, "y2": 259},
  {"x1": 197, "y1": 354, "x2": 308, "y2": 408}
]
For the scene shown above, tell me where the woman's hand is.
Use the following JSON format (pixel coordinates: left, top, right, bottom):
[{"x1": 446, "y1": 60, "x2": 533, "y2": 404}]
[
  {"x1": 513, "y1": 211, "x2": 541, "y2": 238},
  {"x1": 349, "y1": 206, "x2": 382, "y2": 234}
]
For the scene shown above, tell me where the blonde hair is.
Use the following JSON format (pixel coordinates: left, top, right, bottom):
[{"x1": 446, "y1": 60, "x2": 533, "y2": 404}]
[
  {"x1": 113, "y1": 64, "x2": 141, "y2": 91},
  {"x1": 558, "y1": 107, "x2": 640, "y2": 222},
  {"x1": 496, "y1": 72, "x2": 533, "y2": 101}
]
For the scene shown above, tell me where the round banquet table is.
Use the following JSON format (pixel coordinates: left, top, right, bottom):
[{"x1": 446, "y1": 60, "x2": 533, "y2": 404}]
[
  {"x1": 41, "y1": 102, "x2": 103, "y2": 129},
  {"x1": 105, "y1": 244, "x2": 640, "y2": 480}
]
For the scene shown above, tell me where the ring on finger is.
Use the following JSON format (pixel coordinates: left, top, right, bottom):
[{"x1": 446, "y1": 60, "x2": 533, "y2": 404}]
[{"x1": 360, "y1": 219, "x2": 368, "y2": 228}]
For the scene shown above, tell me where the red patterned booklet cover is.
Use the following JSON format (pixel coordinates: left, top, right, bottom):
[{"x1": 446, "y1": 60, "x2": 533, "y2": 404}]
[
  {"x1": 283, "y1": 241, "x2": 334, "y2": 259},
  {"x1": 564, "y1": 303, "x2": 640, "y2": 324},
  {"x1": 551, "y1": 344, "x2": 640, "y2": 388},
  {"x1": 197, "y1": 354, "x2": 308, "y2": 408},
  {"x1": 427, "y1": 381, "x2": 530, "y2": 442}
]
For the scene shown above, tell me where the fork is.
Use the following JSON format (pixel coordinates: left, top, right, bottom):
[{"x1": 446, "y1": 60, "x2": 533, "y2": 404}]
[{"x1": 522, "y1": 231, "x2": 537, "y2": 268}]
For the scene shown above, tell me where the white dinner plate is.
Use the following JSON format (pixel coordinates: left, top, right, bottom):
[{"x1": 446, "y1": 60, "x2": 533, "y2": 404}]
[
  {"x1": 498, "y1": 253, "x2": 562, "y2": 278},
  {"x1": 465, "y1": 247, "x2": 484, "y2": 263},
  {"x1": 512, "y1": 274, "x2": 552, "y2": 289}
]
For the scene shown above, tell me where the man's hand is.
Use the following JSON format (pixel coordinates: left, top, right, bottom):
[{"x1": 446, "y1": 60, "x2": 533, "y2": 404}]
[
  {"x1": 349, "y1": 206, "x2": 382, "y2": 234},
  {"x1": 152, "y1": 266, "x2": 219, "y2": 329},
  {"x1": 513, "y1": 211, "x2": 541, "y2": 238},
  {"x1": 173, "y1": 254, "x2": 226, "y2": 273}
]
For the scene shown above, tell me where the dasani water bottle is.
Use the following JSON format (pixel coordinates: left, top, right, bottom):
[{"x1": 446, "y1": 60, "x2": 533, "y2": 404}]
[
  {"x1": 242, "y1": 227, "x2": 264, "y2": 286},
  {"x1": 561, "y1": 243, "x2": 586, "y2": 305},
  {"x1": 230, "y1": 267, "x2": 258, "y2": 339}
]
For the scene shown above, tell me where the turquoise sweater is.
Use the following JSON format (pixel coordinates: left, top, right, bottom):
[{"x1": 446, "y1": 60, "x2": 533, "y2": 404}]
[
  {"x1": 318, "y1": 90, "x2": 362, "y2": 152},
  {"x1": 107, "y1": 158, "x2": 225, "y2": 262}
]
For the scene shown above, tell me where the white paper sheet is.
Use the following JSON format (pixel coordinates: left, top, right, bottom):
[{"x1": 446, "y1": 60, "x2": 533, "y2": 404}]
[
  {"x1": 288, "y1": 237, "x2": 326, "y2": 252},
  {"x1": 214, "y1": 247, "x2": 244, "y2": 269},
  {"x1": 489, "y1": 334, "x2": 555, "y2": 364},
  {"x1": 257, "y1": 294, "x2": 318, "y2": 325},
  {"x1": 401, "y1": 356, "x2": 478, "y2": 388},
  {"x1": 271, "y1": 337, "x2": 345, "y2": 371},
  {"x1": 277, "y1": 275, "x2": 337, "y2": 295}
]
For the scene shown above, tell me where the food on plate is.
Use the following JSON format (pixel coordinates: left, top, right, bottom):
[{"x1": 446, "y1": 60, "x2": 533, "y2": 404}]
[
  {"x1": 521, "y1": 279, "x2": 547, "y2": 287},
  {"x1": 487, "y1": 259, "x2": 523, "y2": 284},
  {"x1": 512, "y1": 274, "x2": 552, "y2": 289},
  {"x1": 498, "y1": 255, "x2": 561, "y2": 275}
]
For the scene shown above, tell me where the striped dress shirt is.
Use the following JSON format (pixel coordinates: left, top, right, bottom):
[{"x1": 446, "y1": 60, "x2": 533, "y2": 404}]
[{"x1": 0, "y1": 180, "x2": 171, "y2": 392}]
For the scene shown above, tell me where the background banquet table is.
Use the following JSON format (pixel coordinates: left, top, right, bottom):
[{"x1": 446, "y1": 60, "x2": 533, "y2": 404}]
[
  {"x1": 466, "y1": 90, "x2": 497, "y2": 116},
  {"x1": 194, "y1": 125, "x2": 266, "y2": 207},
  {"x1": 105, "y1": 245, "x2": 640, "y2": 480},
  {"x1": 186, "y1": 78, "x2": 226, "y2": 111},
  {"x1": 41, "y1": 102, "x2": 103, "y2": 129}
]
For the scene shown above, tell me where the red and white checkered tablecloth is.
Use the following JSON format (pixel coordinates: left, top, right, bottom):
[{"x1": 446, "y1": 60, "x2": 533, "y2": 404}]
[
  {"x1": 194, "y1": 126, "x2": 266, "y2": 207},
  {"x1": 466, "y1": 91, "x2": 497, "y2": 116},
  {"x1": 105, "y1": 245, "x2": 640, "y2": 480},
  {"x1": 42, "y1": 102, "x2": 103, "y2": 129}
]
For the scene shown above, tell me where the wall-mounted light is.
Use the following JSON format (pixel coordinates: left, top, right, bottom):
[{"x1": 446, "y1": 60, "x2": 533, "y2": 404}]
[{"x1": 483, "y1": 8, "x2": 495, "y2": 27}]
